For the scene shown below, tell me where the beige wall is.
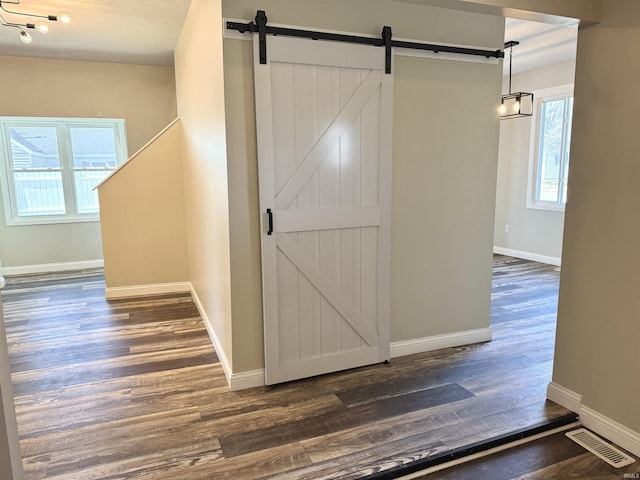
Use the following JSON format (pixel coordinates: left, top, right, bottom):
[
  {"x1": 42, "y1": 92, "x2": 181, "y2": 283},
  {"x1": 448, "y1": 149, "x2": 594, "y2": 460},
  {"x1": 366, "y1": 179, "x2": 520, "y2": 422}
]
[
  {"x1": 391, "y1": 55, "x2": 502, "y2": 341},
  {"x1": 0, "y1": 56, "x2": 177, "y2": 270},
  {"x1": 553, "y1": 0, "x2": 640, "y2": 436},
  {"x1": 98, "y1": 121, "x2": 188, "y2": 288},
  {"x1": 223, "y1": 39, "x2": 264, "y2": 372},
  {"x1": 494, "y1": 60, "x2": 576, "y2": 262},
  {"x1": 175, "y1": 0, "x2": 234, "y2": 368},
  {"x1": 222, "y1": 0, "x2": 503, "y2": 371}
]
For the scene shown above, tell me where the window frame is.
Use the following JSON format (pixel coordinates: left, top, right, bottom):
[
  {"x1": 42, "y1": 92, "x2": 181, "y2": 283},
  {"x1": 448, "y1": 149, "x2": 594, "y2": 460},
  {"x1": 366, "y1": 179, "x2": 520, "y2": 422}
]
[
  {"x1": 0, "y1": 117, "x2": 128, "y2": 226},
  {"x1": 526, "y1": 84, "x2": 574, "y2": 212}
]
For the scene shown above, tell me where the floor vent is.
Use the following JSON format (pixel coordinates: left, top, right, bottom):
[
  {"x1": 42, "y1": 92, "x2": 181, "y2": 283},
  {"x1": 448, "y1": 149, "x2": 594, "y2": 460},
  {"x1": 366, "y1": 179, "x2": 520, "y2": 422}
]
[{"x1": 566, "y1": 428, "x2": 636, "y2": 468}]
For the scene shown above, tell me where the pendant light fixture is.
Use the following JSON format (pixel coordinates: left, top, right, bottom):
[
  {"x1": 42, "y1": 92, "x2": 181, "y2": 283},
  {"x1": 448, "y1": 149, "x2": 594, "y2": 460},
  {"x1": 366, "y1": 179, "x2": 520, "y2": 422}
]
[
  {"x1": 0, "y1": 0, "x2": 70, "y2": 45},
  {"x1": 500, "y1": 40, "x2": 534, "y2": 119}
]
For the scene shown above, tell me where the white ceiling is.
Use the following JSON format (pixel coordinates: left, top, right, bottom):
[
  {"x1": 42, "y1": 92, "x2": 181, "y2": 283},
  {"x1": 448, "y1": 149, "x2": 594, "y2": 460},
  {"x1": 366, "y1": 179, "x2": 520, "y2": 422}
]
[
  {"x1": 503, "y1": 17, "x2": 578, "y2": 76},
  {"x1": 0, "y1": 2, "x2": 577, "y2": 71},
  {"x1": 0, "y1": 0, "x2": 192, "y2": 65}
]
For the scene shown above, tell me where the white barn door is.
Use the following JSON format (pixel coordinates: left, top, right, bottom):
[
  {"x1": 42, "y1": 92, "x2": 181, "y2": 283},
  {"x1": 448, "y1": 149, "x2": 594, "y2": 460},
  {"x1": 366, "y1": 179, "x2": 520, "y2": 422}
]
[{"x1": 254, "y1": 35, "x2": 393, "y2": 385}]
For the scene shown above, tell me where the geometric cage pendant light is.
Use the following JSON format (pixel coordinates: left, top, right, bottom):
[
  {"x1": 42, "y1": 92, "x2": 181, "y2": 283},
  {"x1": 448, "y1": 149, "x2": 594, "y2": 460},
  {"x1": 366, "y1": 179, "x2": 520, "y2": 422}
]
[{"x1": 500, "y1": 40, "x2": 534, "y2": 119}]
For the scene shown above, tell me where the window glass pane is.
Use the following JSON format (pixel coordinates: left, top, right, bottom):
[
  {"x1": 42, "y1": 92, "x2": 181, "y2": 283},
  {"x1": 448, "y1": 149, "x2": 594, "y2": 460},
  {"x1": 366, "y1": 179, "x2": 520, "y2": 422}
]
[
  {"x1": 13, "y1": 172, "x2": 65, "y2": 216},
  {"x1": 70, "y1": 127, "x2": 118, "y2": 168},
  {"x1": 538, "y1": 99, "x2": 565, "y2": 202},
  {"x1": 0, "y1": 118, "x2": 126, "y2": 224},
  {"x1": 74, "y1": 171, "x2": 110, "y2": 214},
  {"x1": 9, "y1": 127, "x2": 60, "y2": 169}
]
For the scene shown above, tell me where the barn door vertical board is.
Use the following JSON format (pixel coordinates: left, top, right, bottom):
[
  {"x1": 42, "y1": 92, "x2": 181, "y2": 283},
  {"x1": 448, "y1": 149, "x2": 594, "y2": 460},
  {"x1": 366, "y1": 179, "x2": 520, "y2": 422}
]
[{"x1": 254, "y1": 34, "x2": 393, "y2": 385}]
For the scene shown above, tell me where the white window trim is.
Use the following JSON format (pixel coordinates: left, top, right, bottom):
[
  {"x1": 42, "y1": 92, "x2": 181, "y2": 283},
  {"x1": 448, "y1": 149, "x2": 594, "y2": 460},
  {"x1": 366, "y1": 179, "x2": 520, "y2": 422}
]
[
  {"x1": 0, "y1": 117, "x2": 127, "y2": 226},
  {"x1": 526, "y1": 83, "x2": 574, "y2": 212}
]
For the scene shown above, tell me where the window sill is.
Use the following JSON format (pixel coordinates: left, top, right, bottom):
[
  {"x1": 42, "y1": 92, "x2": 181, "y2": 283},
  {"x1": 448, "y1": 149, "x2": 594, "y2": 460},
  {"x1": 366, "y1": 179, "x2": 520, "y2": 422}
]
[
  {"x1": 526, "y1": 202, "x2": 566, "y2": 213},
  {"x1": 5, "y1": 215, "x2": 101, "y2": 227}
]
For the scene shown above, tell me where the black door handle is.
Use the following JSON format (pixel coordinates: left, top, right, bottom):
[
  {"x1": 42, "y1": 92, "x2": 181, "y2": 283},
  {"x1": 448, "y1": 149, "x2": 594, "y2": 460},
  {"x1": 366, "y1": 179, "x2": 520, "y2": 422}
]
[{"x1": 267, "y1": 208, "x2": 273, "y2": 235}]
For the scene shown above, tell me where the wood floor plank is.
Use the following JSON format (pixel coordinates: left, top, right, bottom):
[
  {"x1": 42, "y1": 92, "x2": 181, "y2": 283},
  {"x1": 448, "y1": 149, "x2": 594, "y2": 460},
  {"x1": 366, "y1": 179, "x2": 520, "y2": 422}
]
[
  {"x1": 218, "y1": 383, "x2": 473, "y2": 458},
  {"x1": 11, "y1": 345, "x2": 218, "y2": 396},
  {"x1": 136, "y1": 443, "x2": 313, "y2": 480},
  {"x1": 1, "y1": 256, "x2": 578, "y2": 479},
  {"x1": 300, "y1": 392, "x2": 568, "y2": 467}
]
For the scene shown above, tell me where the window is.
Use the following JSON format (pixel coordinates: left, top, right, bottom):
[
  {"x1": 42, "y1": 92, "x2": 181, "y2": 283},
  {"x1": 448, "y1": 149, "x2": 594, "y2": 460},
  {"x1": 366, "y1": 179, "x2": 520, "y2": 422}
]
[
  {"x1": 528, "y1": 84, "x2": 574, "y2": 211},
  {"x1": 0, "y1": 117, "x2": 127, "y2": 225}
]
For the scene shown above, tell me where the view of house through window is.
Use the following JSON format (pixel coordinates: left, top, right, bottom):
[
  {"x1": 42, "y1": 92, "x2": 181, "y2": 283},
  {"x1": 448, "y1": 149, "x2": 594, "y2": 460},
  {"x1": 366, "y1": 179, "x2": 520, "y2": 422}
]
[
  {"x1": 528, "y1": 84, "x2": 574, "y2": 210},
  {"x1": 0, "y1": 118, "x2": 127, "y2": 225}
]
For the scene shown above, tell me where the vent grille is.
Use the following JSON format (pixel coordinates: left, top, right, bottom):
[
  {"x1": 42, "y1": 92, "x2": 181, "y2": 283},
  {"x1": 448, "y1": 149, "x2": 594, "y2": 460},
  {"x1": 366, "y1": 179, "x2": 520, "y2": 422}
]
[{"x1": 566, "y1": 428, "x2": 636, "y2": 468}]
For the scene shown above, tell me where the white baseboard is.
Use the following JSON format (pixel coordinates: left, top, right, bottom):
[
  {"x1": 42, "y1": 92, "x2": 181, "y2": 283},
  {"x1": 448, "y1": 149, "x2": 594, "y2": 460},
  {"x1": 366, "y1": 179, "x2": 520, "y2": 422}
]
[
  {"x1": 223, "y1": 327, "x2": 493, "y2": 391},
  {"x1": 493, "y1": 247, "x2": 561, "y2": 266},
  {"x1": 580, "y1": 406, "x2": 640, "y2": 457},
  {"x1": 103, "y1": 279, "x2": 494, "y2": 392},
  {"x1": 547, "y1": 381, "x2": 582, "y2": 412},
  {"x1": 108, "y1": 280, "x2": 263, "y2": 391},
  {"x1": 105, "y1": 282, "x2": 190, "y2": 299},
  {"x1": 546, "y1": 382, "x2": 640, "y2": 457},
  {"x1": 229, "y1": 369, "x2": 265, "y2": 391},
  {"x1": 188, "y1": 283, "x2": 235, "y2": 389},
  {"x1": 390, "y1": 327, "x2": 493, "y2": 358},
  {"x1": 3, "y1": 259, "x2": 104, "y2": 276}
]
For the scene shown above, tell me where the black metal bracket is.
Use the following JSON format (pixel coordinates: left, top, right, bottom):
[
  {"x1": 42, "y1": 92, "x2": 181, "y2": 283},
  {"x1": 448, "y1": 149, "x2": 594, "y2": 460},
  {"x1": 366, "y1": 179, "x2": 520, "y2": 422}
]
[
  {"x1": 256, "y1": 10, "x2": 268, "y2": 64},
  {"x1": 382, "y1": 26, "x2": 392, "y2": 74},
  {"x1": 266, "y1": 208, "x2": 273, "y2": 235},
  {"x1": 226, "y1": 10, "x2": 504, "y2": 74}
]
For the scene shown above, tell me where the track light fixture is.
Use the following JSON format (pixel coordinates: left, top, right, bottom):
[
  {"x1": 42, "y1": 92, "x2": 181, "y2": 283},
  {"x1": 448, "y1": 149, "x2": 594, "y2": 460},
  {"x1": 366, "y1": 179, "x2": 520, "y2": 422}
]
[
  {"x1": 0, "y1": 0, "x2": 70, "y2": 45},
  {"x1": 500, "y1": 41, "x2": 534, "y2": 119}
]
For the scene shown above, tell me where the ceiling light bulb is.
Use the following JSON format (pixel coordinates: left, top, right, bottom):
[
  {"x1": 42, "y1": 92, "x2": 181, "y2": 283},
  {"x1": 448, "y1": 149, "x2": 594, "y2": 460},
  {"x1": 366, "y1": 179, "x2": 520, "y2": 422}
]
[
  {"x1": 499, "y1": 102, "x2": 507, "y2": 115},
  {"x1": 19, "y1": 30, "x2": 33, "y2": 44},
  {"x1": 35, "y1": 21, "x2": 49, "y2": 33},
  {"x1": 58, "y1": 13, "x2": 71, "y2": 25},
  {"x1": 513, "y1": 99, "x2": 521, "y2": 112}
]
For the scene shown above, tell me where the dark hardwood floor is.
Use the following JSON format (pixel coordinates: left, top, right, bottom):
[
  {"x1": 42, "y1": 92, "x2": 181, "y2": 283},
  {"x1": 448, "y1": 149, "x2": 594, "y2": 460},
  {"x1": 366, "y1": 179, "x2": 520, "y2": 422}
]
[{"x1": 1, "y1": 255, "x2": 572, "y2": 479}]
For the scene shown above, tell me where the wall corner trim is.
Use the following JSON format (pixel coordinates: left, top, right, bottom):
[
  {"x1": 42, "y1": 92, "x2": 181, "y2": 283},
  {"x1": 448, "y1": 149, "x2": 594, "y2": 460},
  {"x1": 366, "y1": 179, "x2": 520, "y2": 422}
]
[
  {"x1": 546, "y1": 381, "x2": 582, "y2": 412},
  {"x1": 188, "y1": 283, "x2": 234, "y2": 389},
  {"x1": 546, "y1": 382, "x2": 640, "y2": 457},
  {"x1": 493, "y1": 247, "x2": 561, "y2": 266},
  {"x1": 190, "y1": 282, "x2": 264, "y2": 391},
  {"x1": 390, "y1": 327, "x2": 493, "y2": 358},
  {"x1": 228, "y1": 369, "x2": 265, "y2": 391},
  {"x1": 189, "y1": 284, "x2": 265, "y2": 391},
  {"x1": 105, "y1": 282, "x2": 190, "y2": 300}
]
